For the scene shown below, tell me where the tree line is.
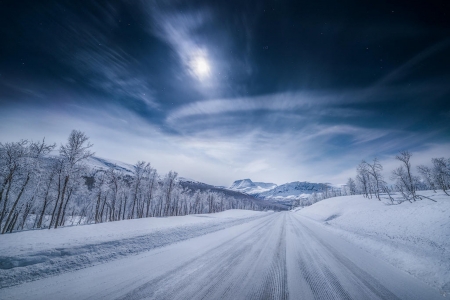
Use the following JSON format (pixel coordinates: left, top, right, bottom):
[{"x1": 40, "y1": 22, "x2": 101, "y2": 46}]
[
  {"x1": 0, "y1": 130, "x2": 267, "y2": 234},
  {"x1": 347, "y1": 151, "x2": 449, "y2": 203},
  {"x1": 294, "y1": 150, "x2": 449, "y2": 208}
]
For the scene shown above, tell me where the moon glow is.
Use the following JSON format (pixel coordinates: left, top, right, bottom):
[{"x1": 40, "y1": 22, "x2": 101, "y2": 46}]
[{"x1": 190, "y1": 56, "x2": 211, "y2": 79}]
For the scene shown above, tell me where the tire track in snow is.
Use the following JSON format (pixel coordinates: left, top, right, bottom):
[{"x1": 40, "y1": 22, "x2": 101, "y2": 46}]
[
  {"x1": 256, "y1": 213, "x2": 288, "y2": 300},
  {"x1": 288, "y1": 213, "x2": 403, "y2": 300},
  {"x1": 116, "y1": 213, "x2": 280, "y2": 300},
  {"x1": 1, "y1": 212, "x2": 444, "y2": 300},
  {"x1": 0, "y1": 213, "x2": 273, "y2": 288},
  {"x1": 115, "y1": 212, "x2": 291, "y2": 300}
]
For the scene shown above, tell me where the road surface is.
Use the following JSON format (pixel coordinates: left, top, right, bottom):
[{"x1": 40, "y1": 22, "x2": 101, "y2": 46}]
[{"x1": 1, "y1": 212, "x2": 443, "y2": 299}]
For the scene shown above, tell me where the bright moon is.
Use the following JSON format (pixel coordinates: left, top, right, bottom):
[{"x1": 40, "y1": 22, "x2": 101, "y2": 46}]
[{"x1": 191, "y1": 56, "x2": 211, "y2": 79}]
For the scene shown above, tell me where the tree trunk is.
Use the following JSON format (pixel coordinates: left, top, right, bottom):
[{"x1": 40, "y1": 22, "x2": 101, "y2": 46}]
[
  {"x1": 99, "y1": 195, "x2": 107, "y2": 223},
  {"x1": 54, "y1": 175, "x2": 69, "y2": 229},
  {"x1": 20, "y1": 202, "x2": 32, "y2": 230},
  {"x1": 6, "y1": 211, "x2": 19, "y2": 233},
  {"x1": 122, "y1": 196, "x2": 127, "y2": 220},
  {"x1": 37, "y1": 180, "x2": 53, "y2": 228},
  {"x1": 117, "y1": 196, "x2": 122, "y2": 221},
  {"x1": 0, "y1": 178, "x2": 13, "y2": 232},
  {"x1": 59, "y1": 187, "x2": 73, "y2": 226},
  {"x1": 49, "y1": 173, "x2": 62, "y2": 229},
  {"x1": 2, "y1": 173, "x2": 30, "y2": 234},
  {"x1": 95, "y1": 191, "x2": 102, "y2": 223}
]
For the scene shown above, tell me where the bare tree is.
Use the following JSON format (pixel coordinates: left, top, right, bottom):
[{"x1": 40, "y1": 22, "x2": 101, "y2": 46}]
[
  {"x1": 365, "y1": 158, "x2": 384, "y2": 201},
  {"x1": 144, "y1": 167, "x2": 157, "y2": 218},
  {"x1": 94, "y1": 172, "x2": 107, "y2": 223},
  {"x1": 53, "y1": 130, "x2": 93, "y2": 228},
  {"x1": 356, "y1": 162, "x2": 371, "y2": 198},
  {"x1": 392, "y1": 151, "x2": 418, "y2": 202},
  {"x1": 392, "y1": 151, "x2": 437, "y2": 203},
  {"x1": 0, "y1": 140, "x2": 28, "y2": 232},
  {"x1": 105, "y1": 167, "x2": 123, "y2": 221},
  {"x1": 1, "y1": 139, "x2": 55, "y2": 233},
  {"x1": 130, "y1": 161, "x2": 147, "y2": 219},
  {"x1": 346, "y1": 178, "x2": 357, "y2": 195},
  {"x1": 431, "y1": 158, "x2": 450, "y2": 196},
  {"x1": 417, "y1": 165, "x2": 437, "y2": 192},
  {"x1": 163, "y1": 171, "x2": 177, "y2": 217}
]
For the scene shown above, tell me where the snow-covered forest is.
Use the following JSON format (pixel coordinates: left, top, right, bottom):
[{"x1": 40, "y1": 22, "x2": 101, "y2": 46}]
[{"x1": 0, "y1": 130, "x2": 268, "y2": 234}]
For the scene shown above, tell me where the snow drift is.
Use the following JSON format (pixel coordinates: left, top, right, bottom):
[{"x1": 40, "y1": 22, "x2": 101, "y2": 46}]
[{"x1": 297, "y1": 190, "x2": 450, "y2": 295}]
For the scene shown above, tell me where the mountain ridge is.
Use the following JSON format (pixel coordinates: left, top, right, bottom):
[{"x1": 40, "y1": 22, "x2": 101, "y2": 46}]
[{"x1": 229, "y1": 178, "x2": 328, "y2": 206}]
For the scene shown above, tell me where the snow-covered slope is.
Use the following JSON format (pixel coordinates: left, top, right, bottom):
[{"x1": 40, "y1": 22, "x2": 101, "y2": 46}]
[
  {"x1": 85, "y1": 156, "x2": 135, "y2": 175},
  {"x1": 258, "y1": 181, "x2": 325, "y2": 200},
  {"x1": 297, "y1": 190, "x2": 450, "y2": 294},
  {"x1": 229, "y1": 179, "x2": 328, "y2": 206},
  {"x1": 229, "y1": 179, "x2": 277, "y2": 194}
]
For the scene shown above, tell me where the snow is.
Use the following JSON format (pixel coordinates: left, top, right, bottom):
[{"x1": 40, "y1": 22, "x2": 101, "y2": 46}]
[
  {"x1": 0, "y1": 210, "x2": 270, "y2": 288},
  {"x1": 229, "y1": 179, "x2": 277, "y2": 194},
  {"x1": 1, "y1": 193, "x2": 448, "y2": 298},
  {"x1": 228, "y1": 179, "x2": 328, "y2": 202},
  {"x1": 84, "y1": 156, "x2": 134, "y2": 175},
  {"x1": 177, "y1": 176, "x2": 199, "y2": 183},
  {"x1": 296, "y1": 190, "x2": 450, "y2": 295},
  {"x1": 1, "y1": 210, "x2": 443, "y2": 299},
  {"x1": 258, "y1": 181, "x2": 324, "y2": 200}
]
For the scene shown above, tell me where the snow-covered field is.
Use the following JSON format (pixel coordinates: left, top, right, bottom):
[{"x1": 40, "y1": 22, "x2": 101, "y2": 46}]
[{"x1": 297, "y1": 190, "x2": 450, "y2": 295}]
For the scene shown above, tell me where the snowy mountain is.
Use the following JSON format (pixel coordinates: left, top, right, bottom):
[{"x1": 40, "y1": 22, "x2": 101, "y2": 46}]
[
  {"x1": 229, "y1": 179, "x2": 328, "y2": 206},
  {"x1": 257, "y1": 181, "x2": 326, "y2": 200},
  {"x1": 85, "y1": 157, "x2": 322, "y2": 208},
  {"x1": 84, "y1": 158, "x2": 326, "y2": 207},
  {"x1": 84, "y1": 158, "x2": 288, "y2": 210},
  {"x1": 85, "y1": 156, "x2": 135, "y2": 175},
  {"x1": 229, "y1": 179, "x2": 277, "y2": 194}
]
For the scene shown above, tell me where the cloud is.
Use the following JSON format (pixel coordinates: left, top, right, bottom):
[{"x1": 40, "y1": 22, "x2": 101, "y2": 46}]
[
  {"x1": 74, "y1": 48, "x2": 158, "y2": 108},
  {"x1": 0, "y1": 1, "x2": 160, "y2": 113},
  {"x1": 305, "y1": 124, "x2": 390, "y2": 144},
  {"x1": 148, "y1": 3, "x2": 214, "y2": 78},
  {"x1": 238, "y1": 159, "x2": 271, "y2": 173},
  {"x1": 2, "y1": 1, "x2": 449, "y2": 187},
  {"x1": 374, "y1": 38, "x2": 450, "y2": 87},
  {"x1": 166, "y1": 91, "x2": 342, "y2": 124}
]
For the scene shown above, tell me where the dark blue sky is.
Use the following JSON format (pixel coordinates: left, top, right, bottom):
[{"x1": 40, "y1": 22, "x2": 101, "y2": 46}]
[{"x1": 1, "y1": 0, "x2": 449, "y2": 185}]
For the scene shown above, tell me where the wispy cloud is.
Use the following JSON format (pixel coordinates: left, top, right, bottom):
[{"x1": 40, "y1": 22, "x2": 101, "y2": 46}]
[
  {"x1": 238, "y1": 159, "x2": 271, "y2": 173},
  {"x1": 150, "y1": 4, "x2": 212, "y2": 64},
  {"x1": 147, "y1": 3, "x2": 217, "y2": 86},
  {"x1": 74, "y1": 48, "x2": 157, "y2": 108},
  {"x1": 166, "y1": 92, "x2": 342, "y2": 124},
  {"x1": 374, "y1": 38, "x2": 450, "y2": 87}
]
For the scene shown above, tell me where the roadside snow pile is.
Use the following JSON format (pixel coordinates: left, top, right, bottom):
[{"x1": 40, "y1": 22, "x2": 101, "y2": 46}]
[
  {"x1": 0, "y1": 210, "x2": 272, "y2": 288},
  {"x1": 297, "y1": 191, "x2": 450, "y2": 294}
]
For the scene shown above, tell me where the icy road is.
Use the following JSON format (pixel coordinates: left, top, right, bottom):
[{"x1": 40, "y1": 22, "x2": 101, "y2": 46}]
[{"x1": 1, "y1": 212, "x2": 443, "y2": 300}]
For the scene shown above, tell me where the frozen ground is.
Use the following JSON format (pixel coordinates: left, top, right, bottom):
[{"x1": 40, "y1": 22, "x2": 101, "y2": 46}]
[{"x1": 1, "y1": 196, "x2": 448, "y2": 299}]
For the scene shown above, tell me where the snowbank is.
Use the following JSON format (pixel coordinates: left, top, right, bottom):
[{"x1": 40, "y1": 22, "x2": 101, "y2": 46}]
[
  {"x1": 0, "y1": 210, "x2": 271, "y2": 287},
  {"x1": 297, "y1": 191, "x2": 450, "y2": 294}
]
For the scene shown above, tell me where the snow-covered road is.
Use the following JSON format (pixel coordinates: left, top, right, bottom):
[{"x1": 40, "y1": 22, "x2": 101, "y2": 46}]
[{"x1": 1, "y1": 212, "x2": 443, "y2": 299}]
